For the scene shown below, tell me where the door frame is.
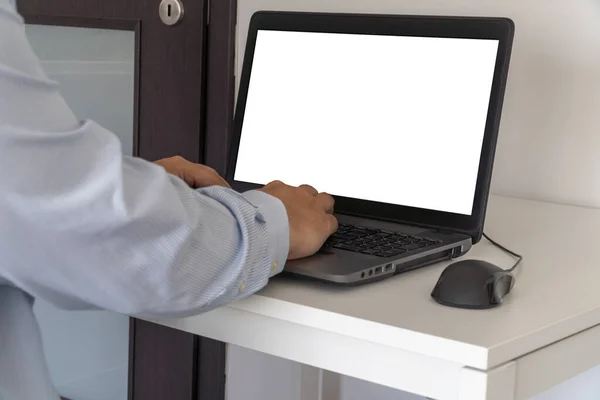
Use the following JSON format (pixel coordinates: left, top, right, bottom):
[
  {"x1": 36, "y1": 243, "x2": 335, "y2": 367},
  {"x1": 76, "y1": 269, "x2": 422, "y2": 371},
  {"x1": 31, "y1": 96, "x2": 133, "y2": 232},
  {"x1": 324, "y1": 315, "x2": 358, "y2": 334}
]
[
  {"x1": 17, "y1": 0, "x2": 238, "y2": 399},
  {"x1": 197, "y1": 2, "x2": 237, "y2": 399},
  {"x1": 204, "y1": 0, "x2": 237, "y2": 177}
]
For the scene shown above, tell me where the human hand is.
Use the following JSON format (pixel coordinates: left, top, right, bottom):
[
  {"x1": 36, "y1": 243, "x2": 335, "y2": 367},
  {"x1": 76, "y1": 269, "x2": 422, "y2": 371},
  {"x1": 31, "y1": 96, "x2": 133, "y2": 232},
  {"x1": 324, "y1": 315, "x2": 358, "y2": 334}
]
[
  {"x1": 258, "y1": 181, "x2": 337, "y2": 260},
  {"x1": 154, "y1": 156, "x2": 230, "y2": 189}
]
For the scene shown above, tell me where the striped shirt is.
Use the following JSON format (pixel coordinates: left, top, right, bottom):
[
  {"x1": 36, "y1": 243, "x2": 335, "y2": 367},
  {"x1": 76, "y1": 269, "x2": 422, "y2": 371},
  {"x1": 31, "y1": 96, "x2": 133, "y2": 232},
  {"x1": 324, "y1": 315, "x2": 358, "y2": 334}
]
[{"x1": 0, "y1": 1, "x2": 289, "y2": 398}]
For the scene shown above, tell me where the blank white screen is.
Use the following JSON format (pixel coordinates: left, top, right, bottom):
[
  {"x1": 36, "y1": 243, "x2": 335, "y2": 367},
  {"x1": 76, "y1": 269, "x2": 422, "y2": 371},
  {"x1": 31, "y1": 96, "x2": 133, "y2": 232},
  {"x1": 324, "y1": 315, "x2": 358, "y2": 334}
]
[{"x1": 234, "y1": 30, "x2": 499, "y2": 215}]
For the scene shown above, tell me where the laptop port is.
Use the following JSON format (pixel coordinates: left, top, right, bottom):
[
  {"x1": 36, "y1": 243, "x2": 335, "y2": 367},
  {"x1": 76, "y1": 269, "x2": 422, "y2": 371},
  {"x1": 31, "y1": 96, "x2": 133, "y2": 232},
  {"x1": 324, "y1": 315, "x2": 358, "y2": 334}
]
[
  {"x1": 374, "y1": 266, "x2": 383, "y2": 274},
  {"x1": 385, "y1": 264, "x2": 393, "y2": 272},
  {"x1": 361, "y1": 272, "x2": 365, "y2": 278},
  {"x1": 368, "y1": 269, "x2": 373, "y2": 276}
]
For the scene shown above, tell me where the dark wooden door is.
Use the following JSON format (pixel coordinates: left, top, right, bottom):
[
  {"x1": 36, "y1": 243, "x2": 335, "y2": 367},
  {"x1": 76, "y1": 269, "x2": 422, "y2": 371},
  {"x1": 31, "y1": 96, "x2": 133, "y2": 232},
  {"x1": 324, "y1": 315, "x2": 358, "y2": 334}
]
[{"x1": 17, "y1": 0, "x2": 237, "y2": 399}]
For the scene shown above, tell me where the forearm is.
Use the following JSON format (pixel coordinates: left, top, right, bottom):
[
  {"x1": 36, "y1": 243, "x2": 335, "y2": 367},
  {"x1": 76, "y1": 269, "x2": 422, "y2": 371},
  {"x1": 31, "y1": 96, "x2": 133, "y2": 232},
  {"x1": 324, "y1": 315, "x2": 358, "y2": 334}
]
[
  {"x1": 0, "y1": 1, "x2": 289, "y2": 318},
  {"x1": 95, "y1": 157, "x2": 291, "y2": 318},
  {"x1": 1, "y1": 129, "x2": 289, "y2": 318}
]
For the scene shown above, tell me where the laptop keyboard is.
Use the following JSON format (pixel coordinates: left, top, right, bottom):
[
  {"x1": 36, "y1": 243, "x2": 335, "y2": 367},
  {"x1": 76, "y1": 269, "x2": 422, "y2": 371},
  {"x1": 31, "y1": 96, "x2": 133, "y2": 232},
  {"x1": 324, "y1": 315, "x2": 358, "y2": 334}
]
[{"x1": 323, "y1": 223, "x2": 442, "y2": 258}]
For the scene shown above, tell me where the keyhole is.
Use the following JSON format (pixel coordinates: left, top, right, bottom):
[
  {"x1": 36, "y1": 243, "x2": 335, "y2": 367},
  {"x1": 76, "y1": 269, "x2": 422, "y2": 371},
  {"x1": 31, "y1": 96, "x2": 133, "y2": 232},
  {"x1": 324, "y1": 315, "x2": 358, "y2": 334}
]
[{"x1": 159, "y1": 0, "x2": 183, "y2": 25}]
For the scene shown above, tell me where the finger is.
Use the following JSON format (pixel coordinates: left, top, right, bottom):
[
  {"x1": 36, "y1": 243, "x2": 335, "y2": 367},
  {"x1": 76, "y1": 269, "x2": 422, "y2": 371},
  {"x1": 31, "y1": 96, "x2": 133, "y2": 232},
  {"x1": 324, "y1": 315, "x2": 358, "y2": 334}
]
[
  {"x1": 186, "y1": 165, "x2": 230, "y2": 188},
  {"x1": 191, "y1": 175, "x2": 229, "y2": 188},
  {"x1": 324, "y1": 214, "x2": 339, "y2": 236},
  {"x1": 199, "y1": 166, "x2": 230, "y2": 187},
  {"x1": 266, "y1": 180, "x2": 284, "y2": 187},
  {"x1": 315, "y1": 192, "x2": 335, "y2": 213},
  {"x1": 218, "y1": 177, "x2": 231, "y2": 188},
  {"x1": 213, "y1": 173, "x2": 231, "y2": 188},
  {"x1": 299, "y1": 184, "x2": 318, "y2": 196}
]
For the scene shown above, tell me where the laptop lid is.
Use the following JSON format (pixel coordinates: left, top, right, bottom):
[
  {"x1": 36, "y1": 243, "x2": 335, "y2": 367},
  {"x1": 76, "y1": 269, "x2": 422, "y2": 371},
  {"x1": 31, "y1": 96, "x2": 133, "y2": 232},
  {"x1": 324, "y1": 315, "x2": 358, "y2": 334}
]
[{"x1": 227, "y1": 11, "x2": 514, "y2": 243}]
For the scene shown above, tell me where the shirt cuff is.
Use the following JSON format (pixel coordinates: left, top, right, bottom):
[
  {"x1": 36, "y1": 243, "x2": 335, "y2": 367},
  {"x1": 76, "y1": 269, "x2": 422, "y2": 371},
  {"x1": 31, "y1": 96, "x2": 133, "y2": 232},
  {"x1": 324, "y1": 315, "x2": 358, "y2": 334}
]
[{"x1": 242, "y1": 190, "x2": 289, "y2": 277}]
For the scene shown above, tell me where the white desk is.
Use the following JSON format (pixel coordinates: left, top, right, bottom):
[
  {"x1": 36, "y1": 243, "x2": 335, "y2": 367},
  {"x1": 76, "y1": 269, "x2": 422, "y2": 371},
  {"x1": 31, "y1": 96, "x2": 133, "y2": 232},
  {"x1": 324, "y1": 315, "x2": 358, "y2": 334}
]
[{"x1": 148, "y1": 195, "x2": 600, "y2": 400}]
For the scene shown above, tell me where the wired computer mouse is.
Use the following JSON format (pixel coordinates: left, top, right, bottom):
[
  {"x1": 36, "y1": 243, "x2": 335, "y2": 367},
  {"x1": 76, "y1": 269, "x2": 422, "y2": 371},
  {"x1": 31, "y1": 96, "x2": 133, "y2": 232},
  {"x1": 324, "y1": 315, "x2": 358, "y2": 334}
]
[{"x1": 430, "y1": 259, "x2": 514, "y2": 309}]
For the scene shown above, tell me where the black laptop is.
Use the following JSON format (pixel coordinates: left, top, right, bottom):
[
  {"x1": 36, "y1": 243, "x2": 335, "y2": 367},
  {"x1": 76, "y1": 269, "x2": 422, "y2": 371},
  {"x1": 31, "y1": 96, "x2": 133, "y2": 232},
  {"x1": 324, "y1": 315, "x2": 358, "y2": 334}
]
[{"x1": 227, "y1": 11, "x2": 514, "y2": 284}]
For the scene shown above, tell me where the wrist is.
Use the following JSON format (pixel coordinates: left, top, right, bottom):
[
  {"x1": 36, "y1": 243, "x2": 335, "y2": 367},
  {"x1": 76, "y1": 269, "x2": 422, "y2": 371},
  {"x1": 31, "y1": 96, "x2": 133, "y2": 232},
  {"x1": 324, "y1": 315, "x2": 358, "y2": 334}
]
[{"x1": 242, "y1": 190, "x2": 290, "y2": 276}]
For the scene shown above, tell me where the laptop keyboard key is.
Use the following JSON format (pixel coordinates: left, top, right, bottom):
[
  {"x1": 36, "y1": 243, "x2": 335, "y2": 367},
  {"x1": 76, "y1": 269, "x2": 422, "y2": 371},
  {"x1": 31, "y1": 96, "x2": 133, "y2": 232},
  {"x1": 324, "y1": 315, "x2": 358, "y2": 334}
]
[
  {"x1": 325, "y1": 223, "x2": 442, "y2": 255},
  {"x1": 347, "y1": 240, "x2": 368, "y2": 249},
  {"x1": 360, "y1": 249, "x2": 379, "y2": 255},
  {"x1": 333, "y1": 243, "x2": 362, "y2": 252},
  {"x1": 374, "y1": 233, "x2": 391, "y2": 238},
  {"x1": 332, "y1": 233, "x2": 353, "y2": 240}
]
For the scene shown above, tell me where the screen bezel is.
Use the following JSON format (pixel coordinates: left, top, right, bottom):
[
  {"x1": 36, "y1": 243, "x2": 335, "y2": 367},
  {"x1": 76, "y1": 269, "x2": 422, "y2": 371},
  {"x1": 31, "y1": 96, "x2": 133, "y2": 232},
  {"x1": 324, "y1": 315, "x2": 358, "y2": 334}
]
[{"x1": 226, "y1": 11, "x2": 514, "y2": 243}]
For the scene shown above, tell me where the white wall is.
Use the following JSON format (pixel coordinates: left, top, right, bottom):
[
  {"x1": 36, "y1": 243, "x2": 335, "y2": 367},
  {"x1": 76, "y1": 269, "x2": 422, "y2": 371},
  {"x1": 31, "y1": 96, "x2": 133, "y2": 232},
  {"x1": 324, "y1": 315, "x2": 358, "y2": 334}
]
[
  {"x1": 228, "y1": 1, "x2": 600, "y2": 399},
  {"x1": 25, "y1": 25, "x2": 135, "y2": 400}
]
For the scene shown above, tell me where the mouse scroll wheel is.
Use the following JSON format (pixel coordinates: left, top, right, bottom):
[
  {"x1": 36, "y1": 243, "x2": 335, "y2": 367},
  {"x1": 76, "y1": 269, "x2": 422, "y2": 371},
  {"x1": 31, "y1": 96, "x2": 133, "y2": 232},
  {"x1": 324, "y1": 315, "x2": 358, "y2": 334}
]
[
  {"x1": 490, "y1": 276, "x2": 511, "y2": 303},
  {"x1": 486, "y1": 281, "x2": 500, "y2": 304},
  {"x1": 497, "y1": 275, "x2": 513, "y2": 293},
  {"x1": 486, "y1": 284, "x2": 496, "y2": 303}
]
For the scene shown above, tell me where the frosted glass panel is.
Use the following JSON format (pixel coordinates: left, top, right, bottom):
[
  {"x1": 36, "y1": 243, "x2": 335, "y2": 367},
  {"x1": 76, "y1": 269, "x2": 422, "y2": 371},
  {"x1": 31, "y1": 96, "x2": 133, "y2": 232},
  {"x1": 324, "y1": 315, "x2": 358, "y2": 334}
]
[
  {"x1": 26, "y1": 25, "x2": 135, "y2": 155},
  {"x1": 25, "y1": 25, "x2": 135, "y2": 400}
]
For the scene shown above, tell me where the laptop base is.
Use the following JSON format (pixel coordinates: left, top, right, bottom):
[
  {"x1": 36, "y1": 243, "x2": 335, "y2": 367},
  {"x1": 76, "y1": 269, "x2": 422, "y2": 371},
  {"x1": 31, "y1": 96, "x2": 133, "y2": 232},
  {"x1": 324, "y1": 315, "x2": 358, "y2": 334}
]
[{"x1": 284, "y1": 215, "x2": 471, "y2": 285}]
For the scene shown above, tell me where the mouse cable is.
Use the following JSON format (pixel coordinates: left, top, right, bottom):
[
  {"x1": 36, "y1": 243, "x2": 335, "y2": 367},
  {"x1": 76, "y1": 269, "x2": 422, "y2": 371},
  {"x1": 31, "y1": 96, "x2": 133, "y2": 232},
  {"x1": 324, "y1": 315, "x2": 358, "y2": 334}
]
[{"x1": 482, "y1": 232, "x2": 523, "y2": 272}]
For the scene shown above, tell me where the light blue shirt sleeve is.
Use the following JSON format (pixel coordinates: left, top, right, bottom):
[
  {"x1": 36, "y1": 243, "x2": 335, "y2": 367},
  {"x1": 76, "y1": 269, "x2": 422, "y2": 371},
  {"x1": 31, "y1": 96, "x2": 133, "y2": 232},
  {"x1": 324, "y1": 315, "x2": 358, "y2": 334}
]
[
  {"x1": 0, "y1": 0, "x2": 290, "y2": 318},
  {"x1": 1, "y1": 2, "x2": 291, "y2": 398}
]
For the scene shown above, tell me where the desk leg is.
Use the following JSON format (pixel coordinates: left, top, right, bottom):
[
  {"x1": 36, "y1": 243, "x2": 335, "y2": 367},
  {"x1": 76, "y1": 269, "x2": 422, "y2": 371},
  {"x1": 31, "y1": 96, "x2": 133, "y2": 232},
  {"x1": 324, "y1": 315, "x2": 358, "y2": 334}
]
[
  {"x1": 300, "y1": 365, "x2": 321, "y2": 400},
  {"x1": 458, "y1": 362, "x2": 516, "y2": 400},
  {"x1": 300, "y1": 366, "x2": 341, "y2": 400},
  {"x1": 321, "y1": 370, "x2": 342, "y2": 399}
]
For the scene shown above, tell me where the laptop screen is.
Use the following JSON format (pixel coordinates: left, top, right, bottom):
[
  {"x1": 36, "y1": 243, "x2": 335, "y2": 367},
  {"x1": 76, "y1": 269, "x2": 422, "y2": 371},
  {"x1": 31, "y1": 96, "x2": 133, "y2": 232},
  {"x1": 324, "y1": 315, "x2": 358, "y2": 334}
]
[{"x1": 233, "y1": 30, "x2": 499, "y2": 216}]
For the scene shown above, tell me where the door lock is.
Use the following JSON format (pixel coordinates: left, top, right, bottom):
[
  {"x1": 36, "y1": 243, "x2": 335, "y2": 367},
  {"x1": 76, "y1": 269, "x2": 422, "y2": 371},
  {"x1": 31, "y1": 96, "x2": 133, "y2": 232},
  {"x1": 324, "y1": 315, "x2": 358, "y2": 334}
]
[{"x1": 159, "y1": 0, "x2": 184, "y2": 26}]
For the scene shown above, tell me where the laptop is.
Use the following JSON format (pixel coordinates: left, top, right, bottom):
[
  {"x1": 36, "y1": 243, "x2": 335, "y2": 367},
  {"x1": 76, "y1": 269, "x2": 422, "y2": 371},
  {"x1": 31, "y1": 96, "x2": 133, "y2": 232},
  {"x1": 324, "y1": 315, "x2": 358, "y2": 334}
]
[{"x1": 227, "y1": 11, "x2": 514, "y2": 285}]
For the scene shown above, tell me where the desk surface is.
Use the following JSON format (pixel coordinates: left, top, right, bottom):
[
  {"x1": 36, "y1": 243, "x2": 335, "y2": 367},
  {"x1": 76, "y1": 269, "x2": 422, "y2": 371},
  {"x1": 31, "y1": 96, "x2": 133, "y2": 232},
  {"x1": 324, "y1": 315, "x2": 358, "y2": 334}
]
[{"x1": 154, "y1": 195, "x2": 600, "y2": 372}]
